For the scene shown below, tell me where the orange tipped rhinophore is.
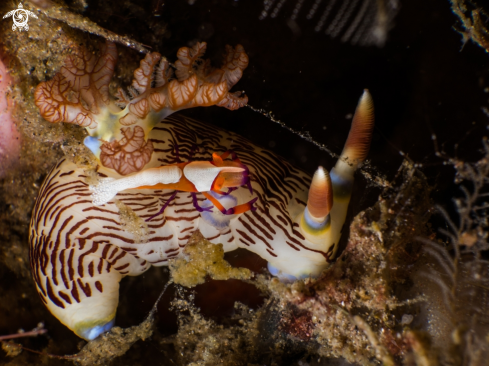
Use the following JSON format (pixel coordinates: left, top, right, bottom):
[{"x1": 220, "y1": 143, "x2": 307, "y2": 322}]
[
  {"x1": 34, "y1": 41, "x2": 249, "y2": 175},
  {"x1": 307, "y1": 167, "x2": 333, "y2": 221},
  {"x1": 340, "y1": 89, "x2": 374, "y2": 168}
]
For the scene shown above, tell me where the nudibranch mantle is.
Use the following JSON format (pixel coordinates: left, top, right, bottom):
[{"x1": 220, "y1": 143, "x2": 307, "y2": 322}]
[{"x1": 30, "y1": 41, "x2": 374, "y2": 341}]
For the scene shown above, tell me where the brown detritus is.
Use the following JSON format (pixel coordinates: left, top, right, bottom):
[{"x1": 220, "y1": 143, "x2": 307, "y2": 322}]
[
  {"x1": 1, "y1": 342, "x2": 22, "y2": 358},
  {"x1": 169, "y1": 289, "x2": 262, "y2": 365},
  {"x1": 255, "y1": 160, "x2": 433, "y2": 365},
  {"x1": 169, "y1": 231, "x2": 252, "y2": 288},
  {"x1": 61, "y1": 139, "x2": 98, "y2": 170},
  {"x1": 70, "y1": 315, "x2": 153, "y2": 366},
  {"x1": 82, "y1": 167, "x2": 101, "y2": 187},
  {"x1": 404, "y1": 330, "x2": 434, "y2": 366},
  {"x1": 353, "y1": 315, "x2": 395, "y2": 366},
  {"x1": 114, "y1": 199, "x2": 150, "y2": 244},
  {"x1": 450, "y1": 0, "x2": 489, "y2": 53},
  {"x1": 29, "y1": 1, "x2": 151, "y2": 54},
  {"x1": 279, "y1": 306, "x2": 314, "y2": 341}
]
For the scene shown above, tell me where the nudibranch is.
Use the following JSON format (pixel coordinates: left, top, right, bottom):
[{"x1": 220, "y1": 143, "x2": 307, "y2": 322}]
[{"x1": 30, "y1": 41, "x2": 374, "y2": 341}]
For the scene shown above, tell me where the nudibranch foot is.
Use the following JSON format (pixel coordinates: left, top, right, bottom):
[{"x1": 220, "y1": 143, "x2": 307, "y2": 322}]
[
  {"x1": 76, "y1": 317, "x2": 116, "y2": 341},
  {"x1": 34, "y1": 41, "x2": 249, "y2": 176},
  {"x1": 267, "y1": 263, "x2": 308, "y2": 282}
]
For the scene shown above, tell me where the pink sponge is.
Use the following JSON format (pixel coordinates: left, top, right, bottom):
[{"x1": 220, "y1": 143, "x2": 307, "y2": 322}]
[{"x1": 0, "y1": 55, "x2": 21, "y2": 177}]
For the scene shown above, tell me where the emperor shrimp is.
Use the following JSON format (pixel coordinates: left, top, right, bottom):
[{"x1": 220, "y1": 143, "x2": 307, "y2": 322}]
[{"x1": 90, "y1": 149, "x2": 258, "y2": 219}]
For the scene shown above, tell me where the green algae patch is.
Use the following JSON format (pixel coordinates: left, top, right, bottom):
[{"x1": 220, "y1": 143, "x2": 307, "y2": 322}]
[{"x1": 170, "y1": 231, "x2": 252, "y2": 287}]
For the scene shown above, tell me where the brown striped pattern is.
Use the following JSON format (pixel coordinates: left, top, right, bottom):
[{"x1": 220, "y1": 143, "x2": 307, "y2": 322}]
[{"x1": 29, "y1": 114, "x2": 329, "y2": 330}]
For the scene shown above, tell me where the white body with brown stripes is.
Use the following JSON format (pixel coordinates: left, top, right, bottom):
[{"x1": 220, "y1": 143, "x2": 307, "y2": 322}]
[{"x1": 29, "y1": 92, "x2": 373, "y2": 340}]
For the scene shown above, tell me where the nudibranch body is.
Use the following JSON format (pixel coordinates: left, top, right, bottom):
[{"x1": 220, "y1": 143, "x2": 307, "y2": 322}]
[{"x1": 30, "y1": 42, "x2": 374, "y2": 341}]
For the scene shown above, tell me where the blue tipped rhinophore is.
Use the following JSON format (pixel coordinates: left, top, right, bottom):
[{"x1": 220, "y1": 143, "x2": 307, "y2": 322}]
[{"x1": 79, "y1": 318, "x2": 116, "y2": 341}]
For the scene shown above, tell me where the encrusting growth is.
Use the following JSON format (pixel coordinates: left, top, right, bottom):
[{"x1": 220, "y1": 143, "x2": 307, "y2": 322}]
[{"x1": 34, "y1": 41, "x2": 249, "y2": 175}]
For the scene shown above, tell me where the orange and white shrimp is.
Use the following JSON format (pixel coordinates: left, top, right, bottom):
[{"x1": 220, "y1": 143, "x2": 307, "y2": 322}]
[{"x1": 90, "y1": 150, "x2": 258, "y2": 218}]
